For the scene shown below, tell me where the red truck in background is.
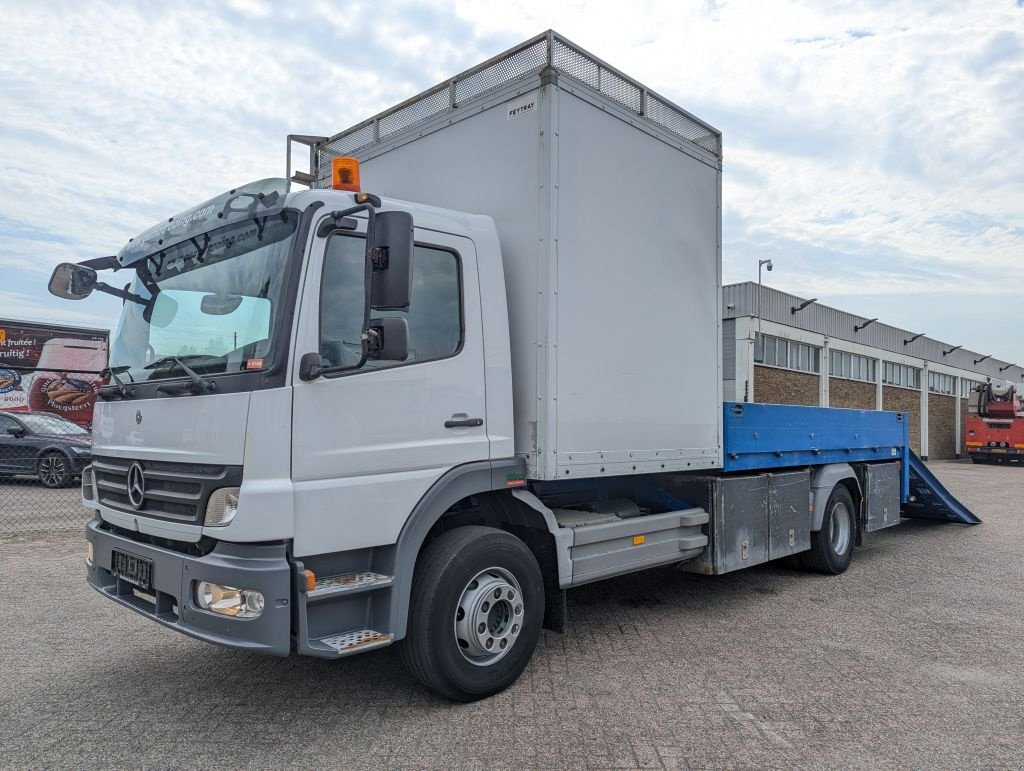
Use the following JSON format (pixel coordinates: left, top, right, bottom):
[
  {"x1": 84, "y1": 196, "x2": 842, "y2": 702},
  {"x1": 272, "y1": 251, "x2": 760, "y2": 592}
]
[
  {"x1": 966, "y1": 381, "x2": 1024, "y2": 464},
  {"x1": 0, "y1": 319, "x2": 109, "y2": 429}
]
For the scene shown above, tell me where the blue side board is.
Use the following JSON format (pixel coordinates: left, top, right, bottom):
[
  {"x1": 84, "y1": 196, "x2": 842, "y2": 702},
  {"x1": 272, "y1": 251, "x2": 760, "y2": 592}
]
[{"x1": 722, "y1": 402, "x2": 910, "y2": 479}]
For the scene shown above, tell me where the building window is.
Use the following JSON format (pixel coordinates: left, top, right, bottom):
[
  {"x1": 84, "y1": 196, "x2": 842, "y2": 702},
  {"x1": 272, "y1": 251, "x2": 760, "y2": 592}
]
[
  {"x1": 829, "y1": 350, "x2": 877, "y2": 383},
  {"x1": 882, "y1": 361, "x2": 920, "y2": 389},
  {"x1": 961, "y1": 378, "x2": 983, "y2": 398},
  {"x1": 928, "y1": 371, "x2": 955, "y2": 395},
  {"x1": 755, "y1": 333, "x2": 820, "y2": 374}
]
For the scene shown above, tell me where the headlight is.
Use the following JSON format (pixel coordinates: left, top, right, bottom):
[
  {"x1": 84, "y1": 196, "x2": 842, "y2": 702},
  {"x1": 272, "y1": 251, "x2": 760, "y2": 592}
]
[
  {"x1": 205, "y1": 487, "x2": 240, "y2": 527},
  {"x1": 194, "y1": 581, "x2": 264, "y2": 618}
]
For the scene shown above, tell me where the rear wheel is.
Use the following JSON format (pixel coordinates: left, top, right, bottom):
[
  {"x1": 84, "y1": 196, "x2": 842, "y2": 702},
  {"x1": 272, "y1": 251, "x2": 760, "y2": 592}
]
[
  {"x1": 37, "y1": 452, "x2": 70, "y2": 488},
  {"x1": 399, "y1": 526, "x2": 544, "y2": 702},
  {"x1": 801, "y1": 484, "x2": 855, "y2": 575}
]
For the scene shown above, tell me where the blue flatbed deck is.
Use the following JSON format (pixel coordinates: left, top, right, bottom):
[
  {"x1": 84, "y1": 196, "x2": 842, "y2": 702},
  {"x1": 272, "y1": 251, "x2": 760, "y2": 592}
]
[{"x1": 722, "y1": 402, "x2": 979, "y2": 524}]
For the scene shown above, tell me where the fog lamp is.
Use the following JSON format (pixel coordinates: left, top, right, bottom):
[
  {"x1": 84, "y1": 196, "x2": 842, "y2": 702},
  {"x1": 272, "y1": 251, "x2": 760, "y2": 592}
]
[
  {"x1": 205, "y1": 487, "x2": 240, "y2": 527},
  {"x1": 195, "y1": 581, "x2": 264, "y2": 618},
  {"x1": 86, "y1": 540, "x2": 94, "y2": 567}
]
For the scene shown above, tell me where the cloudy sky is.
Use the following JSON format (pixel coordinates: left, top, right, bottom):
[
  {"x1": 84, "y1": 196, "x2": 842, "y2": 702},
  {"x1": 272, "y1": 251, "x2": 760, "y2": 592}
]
[{"x1": 2, "y1": 0, "x2": 1022, "y2": 363}]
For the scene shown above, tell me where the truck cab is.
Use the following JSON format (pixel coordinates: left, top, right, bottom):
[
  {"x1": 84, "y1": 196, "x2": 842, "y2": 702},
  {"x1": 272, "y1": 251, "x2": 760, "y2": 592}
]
[{"x1": 59, "y1": 181, "x2": 531, "y2": 679}]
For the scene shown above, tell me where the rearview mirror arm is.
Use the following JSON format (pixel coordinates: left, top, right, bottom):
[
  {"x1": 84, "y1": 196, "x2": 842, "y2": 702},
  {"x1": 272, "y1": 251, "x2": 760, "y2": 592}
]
[
  {"x1": 93, "y1": 281, "x2": 149, "y2": 306},
  {"x1": 67, "y1": 255, "x2": 147, "y2": 305}
]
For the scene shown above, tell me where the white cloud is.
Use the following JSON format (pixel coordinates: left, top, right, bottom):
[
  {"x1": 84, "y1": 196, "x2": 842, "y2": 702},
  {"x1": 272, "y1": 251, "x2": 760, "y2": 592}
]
[
  {"x1": 0, "y1": 0, "x2": 1022, "y2": 360},
  {"x1": 0, "y1": 290, "x2": 115, "y2": 329}
]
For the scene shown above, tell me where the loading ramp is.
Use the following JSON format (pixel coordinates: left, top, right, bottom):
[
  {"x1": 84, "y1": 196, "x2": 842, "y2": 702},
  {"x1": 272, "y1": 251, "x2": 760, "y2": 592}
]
[{"x1": 903, "y1": 452, "x2": 981, "y2": 525}]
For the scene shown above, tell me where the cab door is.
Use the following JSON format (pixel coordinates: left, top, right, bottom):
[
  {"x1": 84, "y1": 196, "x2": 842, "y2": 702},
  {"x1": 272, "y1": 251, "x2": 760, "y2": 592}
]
[{"x1": 290, "y1": 220, "x2": 489, "y2": 556}]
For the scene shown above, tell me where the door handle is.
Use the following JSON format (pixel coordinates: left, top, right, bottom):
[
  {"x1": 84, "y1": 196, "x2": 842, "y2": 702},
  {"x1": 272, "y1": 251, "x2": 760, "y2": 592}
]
[{"x1": 445, "y1": 417, "x2": 483, "y2": 428}]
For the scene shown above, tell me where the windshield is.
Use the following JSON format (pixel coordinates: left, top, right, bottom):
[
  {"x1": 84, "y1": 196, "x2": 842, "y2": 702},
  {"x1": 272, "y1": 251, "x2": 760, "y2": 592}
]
[
  {"x1": 109, "y1": 211, "x2": 299, "y2": 383},
  {"x1": 18, "y1": 414, "x2": 89, "y2": 436}
]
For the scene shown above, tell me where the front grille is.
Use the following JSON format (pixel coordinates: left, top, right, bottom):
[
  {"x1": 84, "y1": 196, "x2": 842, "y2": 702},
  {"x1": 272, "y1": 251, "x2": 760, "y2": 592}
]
[{"x1": 92, "y1": 455, "x2": 243, "y2": 524}]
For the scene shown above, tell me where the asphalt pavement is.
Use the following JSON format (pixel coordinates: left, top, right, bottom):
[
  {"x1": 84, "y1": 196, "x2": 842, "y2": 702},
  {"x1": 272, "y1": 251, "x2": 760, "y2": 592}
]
[{"x1": 1, "y1": 461, "x2": 1022, "y2": 768}]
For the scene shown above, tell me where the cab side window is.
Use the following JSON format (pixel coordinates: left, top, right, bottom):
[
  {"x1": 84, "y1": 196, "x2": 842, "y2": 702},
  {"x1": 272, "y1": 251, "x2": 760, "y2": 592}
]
[{"x1": 320, "y1": 235, "x2": 462, "y2": 370}]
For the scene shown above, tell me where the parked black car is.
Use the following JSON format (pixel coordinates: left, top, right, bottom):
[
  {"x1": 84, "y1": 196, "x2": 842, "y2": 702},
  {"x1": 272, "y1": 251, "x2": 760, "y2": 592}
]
[{"x1": 0, "y1": 412, "x2": 92, "y2": 488}]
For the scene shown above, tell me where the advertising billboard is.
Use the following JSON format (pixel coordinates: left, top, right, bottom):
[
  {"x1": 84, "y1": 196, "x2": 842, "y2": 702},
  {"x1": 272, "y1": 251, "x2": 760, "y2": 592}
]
[{"x1": 0, "y1": 320, "x2": 109, "y2": 428}]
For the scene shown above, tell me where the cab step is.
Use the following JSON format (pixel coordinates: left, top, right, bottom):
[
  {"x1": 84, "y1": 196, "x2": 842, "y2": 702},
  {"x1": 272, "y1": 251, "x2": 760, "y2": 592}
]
[
  {"x1": 318, "y1": 629, "x2": 393, "y2": 656},
  {"x1": 308, "y1": 571, "x2": 394, "y2": 602}
]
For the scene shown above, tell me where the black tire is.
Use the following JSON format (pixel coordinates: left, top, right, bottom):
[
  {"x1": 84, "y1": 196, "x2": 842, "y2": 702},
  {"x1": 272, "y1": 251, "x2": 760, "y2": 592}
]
[
  {"x1": 801, "y1": 484, "x2": 855, "y2": 575},
  {"x1": 399, "y1": 525, "x2": 544, "y2": 702},
  {"x1": 37, "y1": 452, "x2": 71, "y2": 488}
]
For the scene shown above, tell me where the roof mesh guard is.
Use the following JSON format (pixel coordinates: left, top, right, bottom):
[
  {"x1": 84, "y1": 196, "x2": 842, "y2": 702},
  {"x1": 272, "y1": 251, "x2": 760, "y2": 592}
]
[{"x1": 314, "y1": 31, "x2": 721, "y2": 187}]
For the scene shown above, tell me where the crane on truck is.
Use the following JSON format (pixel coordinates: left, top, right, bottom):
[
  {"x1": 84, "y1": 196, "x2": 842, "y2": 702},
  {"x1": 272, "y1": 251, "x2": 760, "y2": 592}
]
[
  {"x1": 47, "y1": 31, "x2": 978, "y2": 702},
  {"x1": 966, "y1": 381, "x2": 1024, "y2": 463}
]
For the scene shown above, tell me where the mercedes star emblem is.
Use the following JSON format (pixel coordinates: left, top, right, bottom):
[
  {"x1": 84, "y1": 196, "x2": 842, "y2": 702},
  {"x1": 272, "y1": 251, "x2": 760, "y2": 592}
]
[
  {"x1": 136, "y1": 409, "x2": 142, "y2": 425},
  {"x1": 127, "y1": 462, "x2": 146, "y2": 509}
]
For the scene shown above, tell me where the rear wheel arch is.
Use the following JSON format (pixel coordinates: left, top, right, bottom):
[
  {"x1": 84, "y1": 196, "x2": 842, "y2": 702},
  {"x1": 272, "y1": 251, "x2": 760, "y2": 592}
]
[{"x1": 810, "y1": 463, "x2": 862, "y2": 532}]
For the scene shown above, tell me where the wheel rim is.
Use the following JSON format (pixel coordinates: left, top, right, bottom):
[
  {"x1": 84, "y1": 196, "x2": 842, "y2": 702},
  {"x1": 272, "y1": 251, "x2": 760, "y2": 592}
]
[
  {"x1": 40, "y1": 456, "x2": 66, "y2": 486},
  {"x1": 830, "y1": 500, "x2": 852, "y2": 556},
  {"x1": 453, "y1": 567, "x2": 524, "y2": 666}
]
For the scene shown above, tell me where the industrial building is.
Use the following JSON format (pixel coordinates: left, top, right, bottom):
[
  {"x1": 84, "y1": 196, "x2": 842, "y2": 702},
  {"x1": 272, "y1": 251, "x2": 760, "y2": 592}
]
[{"x1": 723, "y1": 282, "x2": 1023, "y2": 459}]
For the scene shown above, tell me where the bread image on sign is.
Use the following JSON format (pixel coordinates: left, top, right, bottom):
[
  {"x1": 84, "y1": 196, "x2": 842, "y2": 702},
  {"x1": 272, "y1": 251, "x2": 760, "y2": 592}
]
[
  {"x1": 30, "y1": 374, "x2": 97, "y2": 412},
  {"x1": 0, "y1": 368, "x2": 21, "y2": 393}
]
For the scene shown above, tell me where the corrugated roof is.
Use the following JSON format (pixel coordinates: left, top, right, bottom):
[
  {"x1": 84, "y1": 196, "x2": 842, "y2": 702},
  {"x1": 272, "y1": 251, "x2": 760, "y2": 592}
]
[{"x1": 723, "y1": 282, "x2": 1021, "y2": 382}]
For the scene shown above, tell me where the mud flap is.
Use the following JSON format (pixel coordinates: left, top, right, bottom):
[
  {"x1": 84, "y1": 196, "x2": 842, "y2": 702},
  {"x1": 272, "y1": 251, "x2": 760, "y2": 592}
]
[{"x1": 902, "y1": 452, "x2": 981, "y2": 524}]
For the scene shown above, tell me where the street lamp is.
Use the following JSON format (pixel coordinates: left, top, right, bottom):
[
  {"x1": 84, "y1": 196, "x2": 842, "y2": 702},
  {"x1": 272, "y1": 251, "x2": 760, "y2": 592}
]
[{"x1": 756, "y1": 259, "x2": 773, "y2": 360}]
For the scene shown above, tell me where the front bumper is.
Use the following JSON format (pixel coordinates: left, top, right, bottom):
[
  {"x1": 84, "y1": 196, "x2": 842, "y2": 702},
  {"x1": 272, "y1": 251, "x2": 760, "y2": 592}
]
[
  {"x1": 85, "y1": 518, "x2": 292, "y2": 655},
  {"x1": 968, "y1": 446, "x2": 1021, "y2": 458}
]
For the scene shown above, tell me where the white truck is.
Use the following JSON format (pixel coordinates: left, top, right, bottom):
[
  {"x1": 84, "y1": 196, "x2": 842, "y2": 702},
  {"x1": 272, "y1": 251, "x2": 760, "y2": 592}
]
[{"x1": 50, "y1": 31, "x2": 975, "y2": 701}]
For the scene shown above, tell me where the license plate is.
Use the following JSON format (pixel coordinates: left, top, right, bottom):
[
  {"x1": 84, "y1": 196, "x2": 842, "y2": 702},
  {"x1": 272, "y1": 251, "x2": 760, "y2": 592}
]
[
  {"x1": 991, "y1": 448, "x2": 1006, "y2": 453},
  {"x1": 111, "y1": 549, "x2": 153, "y2": 590}
]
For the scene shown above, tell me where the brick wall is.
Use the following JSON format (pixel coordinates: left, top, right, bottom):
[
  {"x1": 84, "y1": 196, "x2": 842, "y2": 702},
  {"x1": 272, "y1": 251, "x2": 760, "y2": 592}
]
[
  {"x1": 883, "y1": 386, "x2": 921, "y2": 454},
  {"x1": 928, "y1": 394, "x2": 957, "y2": 459},
  {"x1": 829, "y1": 378, "x2": 876, "y2": 411},
  {"x1": 754, "y1": 366, "x2": 820, "y2": 406}
]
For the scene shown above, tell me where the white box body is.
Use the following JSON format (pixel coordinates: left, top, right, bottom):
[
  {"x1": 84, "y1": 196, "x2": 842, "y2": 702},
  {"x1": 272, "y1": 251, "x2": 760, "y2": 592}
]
[{"x1": 320, "y1": 57, "x2": 722, "y2": 479}]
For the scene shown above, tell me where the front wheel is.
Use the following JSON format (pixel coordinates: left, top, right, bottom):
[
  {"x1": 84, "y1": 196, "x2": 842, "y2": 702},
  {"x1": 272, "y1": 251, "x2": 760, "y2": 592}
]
[
  {"x1": 399, "y1": 526, "x2": 544, "y2": 702},
  {"x1": 37, "y1": 452, "x2": 71, "y2": 488},
  {"x1": 801, "y1": 484, "x2": 855, "y2": 575}
]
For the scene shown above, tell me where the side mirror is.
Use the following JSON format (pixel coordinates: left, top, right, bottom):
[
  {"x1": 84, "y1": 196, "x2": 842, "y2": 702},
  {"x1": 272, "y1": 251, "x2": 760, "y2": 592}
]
[
  {"x1": 367, "y1": 317, "x2": 409, "y2": 361},
  {"x1": 6, "y1": 426, "x2": 25, "y2": 438},
  {"x1": 48, "y1": 263, "x2": 98, "y2": 300},
  {"x1": 299, "y1": 351, "x2": 323, "y2": 381},
  {"x1": 369, "y1": 211, "x2": 414, "y2": 311}
]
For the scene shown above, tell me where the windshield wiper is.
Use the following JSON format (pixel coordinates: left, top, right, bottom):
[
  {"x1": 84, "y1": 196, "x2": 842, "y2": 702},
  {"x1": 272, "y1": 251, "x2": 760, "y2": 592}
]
[
  {"x1": 99, "y1": 365, "x2": 136, "y2": 400},
  {"x1": 146, "y1": 355, "x2": 217, "y2": 395}
]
